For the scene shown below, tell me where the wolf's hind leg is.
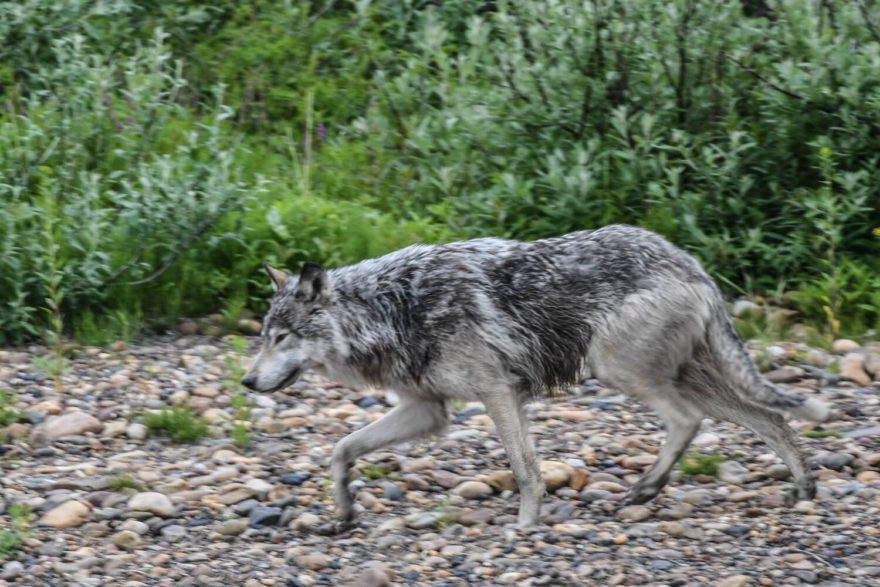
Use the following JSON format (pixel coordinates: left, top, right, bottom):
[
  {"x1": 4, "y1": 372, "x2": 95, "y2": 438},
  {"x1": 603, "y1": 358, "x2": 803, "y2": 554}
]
[
  {"x1": 481, "y1": 391, "x2": 544, "y2": 528},
  {"x1": 627, "y1": 395, "x2": 703, "y2": 504},
  {"x1": 711, "y1": 403, "x2": 815, "y2": 504},
  {"x1": 330, "y1": 398, "x2": 447, "y2": 524}
]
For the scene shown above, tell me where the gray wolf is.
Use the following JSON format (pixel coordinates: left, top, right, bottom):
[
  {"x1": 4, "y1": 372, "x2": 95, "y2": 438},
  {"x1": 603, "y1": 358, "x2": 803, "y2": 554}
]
[{"x1": 241, "y1": 225, "x2": 829, "y2": 529}]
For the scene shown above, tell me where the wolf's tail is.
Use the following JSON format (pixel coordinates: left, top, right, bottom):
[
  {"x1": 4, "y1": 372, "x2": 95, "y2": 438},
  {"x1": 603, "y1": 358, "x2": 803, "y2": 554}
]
[{"x1": 702, "y1": 301, "x2": 830, "y2": 422}]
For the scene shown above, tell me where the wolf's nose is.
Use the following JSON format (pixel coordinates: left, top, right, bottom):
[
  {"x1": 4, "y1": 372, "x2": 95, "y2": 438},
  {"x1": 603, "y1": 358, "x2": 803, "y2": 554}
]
[{"x1": 240, "y1": 373, "x2": 258, "y2": 390}]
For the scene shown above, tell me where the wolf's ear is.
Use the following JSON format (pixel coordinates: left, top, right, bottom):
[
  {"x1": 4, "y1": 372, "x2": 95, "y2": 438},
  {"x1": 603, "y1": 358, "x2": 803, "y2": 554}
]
[
  {"x1": 264, "y1": 264, "x2": 290, "y2": 292},
  {"x1": 295, "y1": 262, "x2": 330, "y2": 303}
]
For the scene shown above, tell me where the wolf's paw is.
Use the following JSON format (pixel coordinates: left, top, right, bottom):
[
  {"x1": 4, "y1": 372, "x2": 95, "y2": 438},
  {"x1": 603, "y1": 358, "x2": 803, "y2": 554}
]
[
  {"x1": 784, "y1": 483, "x2": 817, "y2": 507},
  {"x1": 314, "y1": 518, "x2": 357, "y2": 536},
  {"x1": 624, "y1": 482, "x2": 661, "y2": 505}
]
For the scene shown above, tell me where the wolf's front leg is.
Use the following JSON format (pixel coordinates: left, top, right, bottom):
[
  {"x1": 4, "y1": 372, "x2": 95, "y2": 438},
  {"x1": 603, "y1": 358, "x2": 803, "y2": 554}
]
[
  {"x1": 482, "y1": 392, "x2": 544, "y2": 527},
  {"x1": 328, "y1": 398, "x2": 448, "y2": 527}
]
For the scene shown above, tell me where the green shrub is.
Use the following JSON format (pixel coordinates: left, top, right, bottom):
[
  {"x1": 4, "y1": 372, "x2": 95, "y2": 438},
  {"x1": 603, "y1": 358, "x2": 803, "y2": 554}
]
[
  {"x1": 143, "y1": 407, "x2": 208, "y2": 443},
  {"x1": 680, "y1": 453, "x2": 725, "y2": 477},
  {"x1": 107, "y1": 475, "x2": 146, "y2": 492},
  {"x1": 0, "y1": 391, "x2": 20, "y2": 426},
  {"x1": 0, "y1": 0, "x2": 878, "y2": 343},
  {"x1": 0, "y1": 503, "x2": 32, "y2": 561}
]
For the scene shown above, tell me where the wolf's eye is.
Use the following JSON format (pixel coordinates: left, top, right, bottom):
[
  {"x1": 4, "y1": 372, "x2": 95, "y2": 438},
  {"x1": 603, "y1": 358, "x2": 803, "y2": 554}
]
[{"x1": 274, "y1": 332, "x2": 289, "y2": 345}]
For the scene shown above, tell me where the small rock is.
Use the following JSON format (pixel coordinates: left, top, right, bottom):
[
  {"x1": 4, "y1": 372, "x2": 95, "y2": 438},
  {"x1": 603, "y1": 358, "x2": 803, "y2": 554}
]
[
  {"x1": 2, "y1": 561, "x2": 25, "y2": 580},
  {"x1": 160, "y1": 524, "x2": 187, "y2": 542},
  {"x1": 805, "y1": 349, "x2": 833, "y2": 367},
  {"x1": 294, "y1": 553, "x2": 329, "y2": 571},
  {"x1": 290, "y1": 513, "x2": 320, "y2": 532},
  {"x1": 692, "y1": 433, "x2": 720, "y2": 446},
  {"x1": 832, "y1": 339, "x2": 860, "y2": 354},
  {"x1": 119, "y1": 519, "x2": 149, "y2": 535},
  {"x1": 112, "y1": 530, "x2": 143, "y2": 549},
  {"x1": 35, "y1": 411, "x2": 104, "y2": 439},
  {"x1": 232, "y1": 499, "x2": 259, "y2": 516},
  {"x1": 715, "y1": 576, "x2": 750, "y2": 587},
  {"x1": 817, "y1": 452, "x2": 853, "y2": 471},
  {"x1": 248, "y1": 506, "x2": 282, "y2": 528},
  {"x1": 483, "y1": 470, "x2": 517, "y2": 492},
  {"x1": 382, "y1": 482, "x2": 404, "y2": 501},
  {"x1": 622, "y1": 454, "x2": 657, "y2": 470},
  {"x1": 405, "y1": 511, "x2": 445, "y2": 529},
  {"x1": 840, "y1": 353, "x2": 871, "y2": 386},
  {"x1": 864, "y1": 352, "x2": 880, "y2": 378},
  {"x1": 458, "y1": 509, "x2": 493, "y2": 526},
  {"x1": 343, "y1": 568, "x2": 391, "y2": 587},
  {"x1": 540, "y1": 461, "x2": 574, "y2": 491},
  {"x1": 280, "y1": 472, "x2": 310, "y2": 486},
  {"x1": 177, "y1": 319, "x2": 199, "y2": 335},
  {"x1": 245, "y1": 478, "x2": 273, "y2": 500},
  {"x1": 127, "y1": 492, "x2": 176, "y2": 517},
  {"x1": 125, "y1": 423, "x2": 147, "y2": 440},
  {"x1": 765, "y1": 366, "x2": 804, "y2": 383},
  {"x1": 218, "y1": 519, "x2": 248, "y2": 536},
  {"x1": 40, "y1": 500, "x2": 91, "y2": 528},
  {"x1": 237, "y1": 319, "x2": 262, "y2": 336},
  {"x1": 452, "y1": 480, "x2": 493, "y2": 499},
  {"x1": 102, "y1": 420, "x2": 127, "y2": 437},
  {"x1": 718, "y1": 461, "x2": 749, "y2": 485},
  {"x1": 617, "y1": 505, "x2": 651, "y2": 522},
  {"x1": 794, "y1": 500, "x2": 816, "y2": 514},
  {"x1": 766, "y1": 463, "x2": 791, "y2": 480}
]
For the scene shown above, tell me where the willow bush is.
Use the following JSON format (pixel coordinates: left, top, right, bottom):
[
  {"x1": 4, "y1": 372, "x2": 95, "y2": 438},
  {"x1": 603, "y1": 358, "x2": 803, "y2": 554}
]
[{"x1": 0, "y1": 0, "x2": 878, "y2": 344}]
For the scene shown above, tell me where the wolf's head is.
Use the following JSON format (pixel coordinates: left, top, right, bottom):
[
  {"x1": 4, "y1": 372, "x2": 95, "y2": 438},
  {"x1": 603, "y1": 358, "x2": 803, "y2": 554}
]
[{"x1": 240, "y1": 262, "x2": 335, "y2": 392}]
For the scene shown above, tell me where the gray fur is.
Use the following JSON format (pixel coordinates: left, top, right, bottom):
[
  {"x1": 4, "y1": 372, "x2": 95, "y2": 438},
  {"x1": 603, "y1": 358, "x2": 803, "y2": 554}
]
[{"x1": 242, "y1": 225, "x2": 829, "y2": 528}]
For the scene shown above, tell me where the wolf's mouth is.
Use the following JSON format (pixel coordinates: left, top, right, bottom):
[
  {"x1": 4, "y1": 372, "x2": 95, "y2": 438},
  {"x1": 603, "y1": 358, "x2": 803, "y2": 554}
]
[{"x1": 269, "y1": 367, "x2": 302, "y2": 392}]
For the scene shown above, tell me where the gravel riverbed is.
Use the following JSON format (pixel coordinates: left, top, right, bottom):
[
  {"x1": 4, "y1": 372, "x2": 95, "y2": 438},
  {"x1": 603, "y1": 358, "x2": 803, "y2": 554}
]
[{"x1": 1, "y1": 335, "x2": 879, "y2": 586}]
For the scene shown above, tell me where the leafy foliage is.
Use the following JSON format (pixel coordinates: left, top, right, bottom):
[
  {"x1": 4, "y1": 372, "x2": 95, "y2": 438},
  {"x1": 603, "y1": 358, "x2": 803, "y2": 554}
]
[
  {"x1": 679, "y1": 452, "x2": 726, "y2": 477},
  {"x1": 143, "y1": 407, "x2": 208, "y2": 443},
  {"x1": 0, "y1": 0, "x2": 878, "y2": 342},
  {"x1": 0, "y1": 390, "x2": 21, "y2": 426},
  {"x1": 0, "y1": 503, "x2": 32, "y2": 561}
]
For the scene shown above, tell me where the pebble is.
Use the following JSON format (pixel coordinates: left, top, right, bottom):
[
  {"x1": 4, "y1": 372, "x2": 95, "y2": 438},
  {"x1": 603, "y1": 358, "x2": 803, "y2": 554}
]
[
  {"x1": 2, "y1": 335, "x2": 877, "y2": 585},
  {"x1": 718, "y1": 461, "x2": 749, "y2": 485},
  {"x1": 294, "y1": 553, "x2": 329, "y2": 571},
  {"x1": 279, "y1": 472, "x2": 310, "y2": 486},
  {"x1": 832, "y1": 339, "x2": 860, "y2": 354},
  {"x1": 34, "y1": 411, "x2": 104, "y2": 439},
  {"x1": 617, "y1": 505, "x2": 651, "y2": 522},
  {"x1": 540, "y1": 461, "x2": 574, "y2": 491},
  {"x1": 127, "y1": 492, "x2": 176, "y2": 517},
  {"x1": 248, "y1": 506, "x2": 282, "y2": 528},
  {"x1": 2, "y1": 561, "x2": 24, "y2": 580},
  {"x1": 765, "y1": 366, "x2": 804, "y2": 383},
  {"x1": 112, "y1": 530, "x2": 143, "y2": 549},
  {"x1": 840, "y1": 353, "x2": 871, "y2": 386},
  {"x1": 40, "y1": 500, "x2": 91, "y2": 528},
  {"x1": 452, "y1": 480, "x2": 493, "y2": 499},
  {"x1": 218, "y1": 518, "x2": 248, "y2": 535},
  {"x1": 159, "y1": 524, "x2": 187, "y2": 542},
  {"x1": 126, "y1": 423, "x2": 147, "y2": 440}
]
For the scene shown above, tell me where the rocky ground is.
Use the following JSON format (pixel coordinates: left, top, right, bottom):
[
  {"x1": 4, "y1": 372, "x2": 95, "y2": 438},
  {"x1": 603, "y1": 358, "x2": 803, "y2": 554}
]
[{"x1": 1, "y1": 334, "x2": 879, "y2": 587}]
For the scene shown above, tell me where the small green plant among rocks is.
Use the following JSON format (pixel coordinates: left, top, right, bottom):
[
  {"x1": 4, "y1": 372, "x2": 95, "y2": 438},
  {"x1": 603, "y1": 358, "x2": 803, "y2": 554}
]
[
  {"x1": 0, "y1": 503, "x2": 33, "y2": 560},
  {"x1": 0, "y1": 391, "x2": 22, "y2": 427},
  {"x1": 143, "y1": 407, "x2": 208, "y2": 443},
  {"x1": 362, "y1": 465, "x2": 397, "y2": 480},
  {"x1": 679, "y1": 453, "x2": 726, "y2": 477},
  {"x1": 108, "y1": 475, "x2": 145, "y2": 492},
  {"x1": 802, "y1": 428, "x2": 841, "y2": 439},
  {"x1": 225, "y1": 337, "x2": 255, "y2": 449}
]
